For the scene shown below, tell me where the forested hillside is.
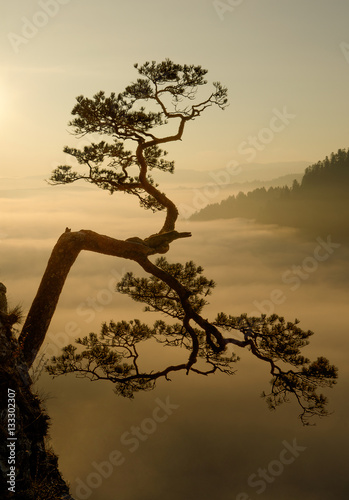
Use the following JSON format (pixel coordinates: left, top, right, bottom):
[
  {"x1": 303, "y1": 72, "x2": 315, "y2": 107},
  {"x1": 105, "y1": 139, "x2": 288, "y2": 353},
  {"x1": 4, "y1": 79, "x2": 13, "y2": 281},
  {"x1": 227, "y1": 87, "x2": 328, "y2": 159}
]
[{"x1": 191, "y1": 149, "x2": 349, "y2": 239}]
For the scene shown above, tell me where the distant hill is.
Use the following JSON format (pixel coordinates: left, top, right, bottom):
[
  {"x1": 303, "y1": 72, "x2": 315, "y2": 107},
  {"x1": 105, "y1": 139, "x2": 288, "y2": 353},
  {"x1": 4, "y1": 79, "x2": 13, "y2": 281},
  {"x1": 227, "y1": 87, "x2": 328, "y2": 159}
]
[
  {"x1": 154, "y1": 161, "x2": 308, "y2": 187},
  {"x1": 190, "y1": 149, "x2": 349, "y2": 239}
]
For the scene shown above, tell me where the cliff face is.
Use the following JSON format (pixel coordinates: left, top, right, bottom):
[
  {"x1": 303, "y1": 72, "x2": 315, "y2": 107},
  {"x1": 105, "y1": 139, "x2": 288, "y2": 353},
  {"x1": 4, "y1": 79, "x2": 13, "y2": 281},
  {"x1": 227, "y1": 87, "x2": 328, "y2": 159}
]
[{"x1": 0, "y1": 283, "x2": 73, "y2": 500}]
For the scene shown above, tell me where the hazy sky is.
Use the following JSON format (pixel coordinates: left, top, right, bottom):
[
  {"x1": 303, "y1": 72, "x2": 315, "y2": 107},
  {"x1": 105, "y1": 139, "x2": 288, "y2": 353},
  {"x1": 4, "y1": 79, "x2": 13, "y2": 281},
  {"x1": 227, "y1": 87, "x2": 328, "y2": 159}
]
[
  {"x1": 2, "y1": 0, "x2": 349, "y2": 177},
  {"x1": 1, "y1": 3, "x2": 349, "y2": 499}
]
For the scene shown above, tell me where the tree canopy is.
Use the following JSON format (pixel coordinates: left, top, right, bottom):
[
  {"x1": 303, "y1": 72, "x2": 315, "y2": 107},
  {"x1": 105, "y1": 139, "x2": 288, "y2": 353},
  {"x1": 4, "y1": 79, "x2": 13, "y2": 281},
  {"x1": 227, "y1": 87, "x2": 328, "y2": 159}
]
[{"x1": 49, "y1": 59, "x2": 228, "y2": 228}]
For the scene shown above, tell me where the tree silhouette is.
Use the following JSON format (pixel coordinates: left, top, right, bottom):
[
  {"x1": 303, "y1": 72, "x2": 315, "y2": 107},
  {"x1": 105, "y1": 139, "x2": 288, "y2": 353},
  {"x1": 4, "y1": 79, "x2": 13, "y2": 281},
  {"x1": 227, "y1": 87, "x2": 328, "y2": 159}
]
[
  {"x1": 19, "y1": 59, "x2": 336, "y2": 423},
  {"x1": 47, "y1": 259, "x2": 337, "y2": 425},
  {"x1": 191, "y1": 147, "x2": 349, "y2": 238},
  {"x1": 1, "y1": 59, "x2": 338, "y2": 498}
]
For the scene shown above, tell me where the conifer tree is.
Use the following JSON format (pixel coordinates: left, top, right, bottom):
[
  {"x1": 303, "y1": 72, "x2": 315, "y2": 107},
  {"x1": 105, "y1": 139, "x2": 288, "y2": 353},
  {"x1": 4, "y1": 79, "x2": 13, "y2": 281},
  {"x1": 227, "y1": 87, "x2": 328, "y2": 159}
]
[{"x1": 17, "y1": 60, "x2": 337, "y2": 426}]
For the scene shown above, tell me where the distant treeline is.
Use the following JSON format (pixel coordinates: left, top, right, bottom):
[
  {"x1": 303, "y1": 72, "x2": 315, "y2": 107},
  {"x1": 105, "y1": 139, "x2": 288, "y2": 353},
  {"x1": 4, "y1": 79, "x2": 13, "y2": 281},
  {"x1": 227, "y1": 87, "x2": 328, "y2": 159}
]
[{"x1": 191, "y1": 148, "x2": 349, "y2": 239}]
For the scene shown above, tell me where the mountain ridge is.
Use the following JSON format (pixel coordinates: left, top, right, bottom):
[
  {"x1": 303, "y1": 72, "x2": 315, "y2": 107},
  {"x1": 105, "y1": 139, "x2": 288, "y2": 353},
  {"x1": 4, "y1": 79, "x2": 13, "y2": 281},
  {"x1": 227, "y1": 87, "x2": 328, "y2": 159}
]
[{"x1": 190, "y1": 149, "x2": 349, "y2": 240}]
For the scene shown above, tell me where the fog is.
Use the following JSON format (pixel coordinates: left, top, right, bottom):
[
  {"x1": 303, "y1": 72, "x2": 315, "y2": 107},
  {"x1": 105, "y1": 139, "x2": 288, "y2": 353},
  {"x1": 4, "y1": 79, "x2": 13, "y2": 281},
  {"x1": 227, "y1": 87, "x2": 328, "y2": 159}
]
[{"x1": 1, "y1": 178, "x2": 348, "y2": 500}]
